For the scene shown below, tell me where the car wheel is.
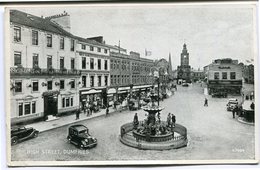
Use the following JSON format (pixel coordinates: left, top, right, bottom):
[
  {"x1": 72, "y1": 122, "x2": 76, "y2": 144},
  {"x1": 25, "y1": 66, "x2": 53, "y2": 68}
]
[
  {"x1": 11, "y1": 136, "x2": 18, "y2": 145},
  {"x1": 33, "y1": 131, "x2": 39, "y2": 138}
]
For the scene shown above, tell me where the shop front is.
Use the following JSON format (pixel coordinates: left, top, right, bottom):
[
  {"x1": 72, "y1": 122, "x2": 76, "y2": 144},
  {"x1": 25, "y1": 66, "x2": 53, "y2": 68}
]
[
  {"x1": 208, "y1": 80, "x2": 242, "y2": 95},
  {"x1": 80, "y1": 89, "x2": 103, "y2": 111}
]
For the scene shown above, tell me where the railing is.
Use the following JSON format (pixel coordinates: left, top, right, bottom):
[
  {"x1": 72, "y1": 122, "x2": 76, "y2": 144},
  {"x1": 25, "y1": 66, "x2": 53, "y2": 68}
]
[{"x1": 10, "y1": 67, "x2": 81, "y2": 76}]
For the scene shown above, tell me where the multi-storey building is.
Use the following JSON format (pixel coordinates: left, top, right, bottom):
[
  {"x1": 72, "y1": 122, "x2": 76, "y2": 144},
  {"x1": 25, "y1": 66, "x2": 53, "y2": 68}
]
[
  {"x1": 9, "y1": 10, "x2": 81, "y2": 125},
  {"x1": 243, "y1": 64, "x2": 254, "y2": 84},
  {"x1": 190, "y1": 69, "x2": 205, "y2": 82},
  {"x1": 204, "y1": 58, "x2": 243, "y2": 94}
]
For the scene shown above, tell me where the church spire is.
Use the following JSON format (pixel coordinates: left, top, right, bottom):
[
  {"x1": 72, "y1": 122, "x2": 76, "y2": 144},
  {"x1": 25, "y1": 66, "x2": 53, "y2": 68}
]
[{"x1": 168, "y1": 53, "x2": 173, "y2": 72}]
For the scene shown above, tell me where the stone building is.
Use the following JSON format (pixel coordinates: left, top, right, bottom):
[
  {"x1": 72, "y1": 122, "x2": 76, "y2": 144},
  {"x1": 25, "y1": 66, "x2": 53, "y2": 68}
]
[
  {"x1": 204, "y1": 58, "x2": 243, "y2": 94},
  {"x1": 243, "y1": 64, "x2": 254, "y2": 84},
  {"x1": 190, "y1": 68, "x2": 205, "y2": 82},
  {"x1": 9, "y1": 10, "x2": 81, "y2": 125},
  {"x1": 177, "y1": 43, "x2": 191, "y2": 83}
]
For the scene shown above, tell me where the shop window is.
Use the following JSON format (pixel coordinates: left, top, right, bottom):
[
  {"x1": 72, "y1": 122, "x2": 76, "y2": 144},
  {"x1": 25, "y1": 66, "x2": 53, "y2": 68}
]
[
  {"x1": 47, "y1": 80, "x2": 52, "y2": 90},
  {"x1": 14, "y1": 26, "x2": 21, "y2": 42},
  {"x1": 32, "y1": 81, "x2": 38, "y2": 91},
  {"x1": 46, "y1": 34, "x2": 52, "y2": 47},
  {"x1": 214, "y1": 72, "x2": 219, "y2": 80},
  {"x1": 98, "y1": 59, "x2": 101, "y2": 70},
  {"x1": 222, "y1": 72, "x2": 227, "y2": 79},
  {"x1": 82, "y1": 57, "x2": 86, "y2": 69},
  {"x1": 32, "y1": 30, "x2": 38, "y2": 45},
  {"x1": 60, "y1": 37, "x2": 64, "y2": 49},
  {"x1": 230, "y1": 72, "x2": 236, "y2": 80},
  {"x1": 60, "y1": 80, "x2": 65, "y2": 89},
  {"x1": 14, "y1": 51, "x2": 21, "y2": 66},
  {"x1": 15, "y1": 81, "x2": 22, "y2": 93}
]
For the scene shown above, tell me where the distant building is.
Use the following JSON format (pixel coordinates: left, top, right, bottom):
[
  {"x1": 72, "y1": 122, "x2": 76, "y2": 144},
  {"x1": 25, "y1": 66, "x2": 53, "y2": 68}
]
[
  {"x1": 190, "y1": 68, "x2": 205, "y2": 82},
  {"x1": 204, "y1": 58, "x2": 243, "y2": 94},
  {"x1": 177, "y1": 43, "x2": 191, "y2": 83},
  {"x1": 243, "y1": 64, "x2": 254, "y2": 84}
]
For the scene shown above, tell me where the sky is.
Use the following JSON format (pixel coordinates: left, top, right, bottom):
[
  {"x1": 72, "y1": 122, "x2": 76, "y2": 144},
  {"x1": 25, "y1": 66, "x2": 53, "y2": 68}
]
[{"x1": 12, "y1": 4, "x2": 256, "y2": 70}]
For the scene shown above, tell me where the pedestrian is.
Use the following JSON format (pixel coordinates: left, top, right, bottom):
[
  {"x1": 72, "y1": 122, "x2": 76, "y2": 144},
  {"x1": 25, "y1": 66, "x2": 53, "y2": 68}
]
[
  {"x1": 133, "y1": 113, "x2": 139, "y2": 129},
  {"x1": 250, "y1": 102, "x2": 255, "y2": 110},
  {"x1": 232, "y1": 105, "x2": 238, "y2": 119},
  {"x1": 167, "y1": 113, "x2": 172, "y2": 127},
  {"x1": 157, "y1": 112, "x2": 161, "y2": 123},
  {"x1": 204, "y1": 98, "x2": 208, "y2": 107},
  {"x1": 172, "y1": 114, "x2": 176, "y2": 127},
  {"x1": 106, "y1": 105, "x2": 109, "y2": 116},
  {"x1": 75, "y1": 109, "x2": 80, "y2": 120}
]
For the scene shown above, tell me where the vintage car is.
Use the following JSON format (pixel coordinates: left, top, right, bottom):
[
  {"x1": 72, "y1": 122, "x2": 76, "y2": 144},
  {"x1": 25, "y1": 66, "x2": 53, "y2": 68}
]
[
  {"x1": 11, "y1": 126, "x2": 39, "y2": 145},
  {"x1": 182, "y1": 83, "x2": 189, "y2": 87},
  {"x1": 67, "y1": 124, "x2": 97, "y2": 149},
  {"x1": 226, "y1": 98, "x2": 239, "y2": 111},
  {"x1": 212, "y1": 92, "x2": 227, "y2": 98}
]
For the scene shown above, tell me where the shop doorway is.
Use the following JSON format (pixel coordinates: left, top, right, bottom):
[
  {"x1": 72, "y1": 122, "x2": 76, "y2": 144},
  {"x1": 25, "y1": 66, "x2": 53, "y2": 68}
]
[{"x1": 43, "y1": 94, "x2": 58, "y2": 119}]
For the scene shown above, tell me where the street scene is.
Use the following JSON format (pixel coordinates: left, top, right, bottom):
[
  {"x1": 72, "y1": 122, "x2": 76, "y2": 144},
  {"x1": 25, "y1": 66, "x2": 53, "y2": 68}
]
[{"x1": 7, "y1": 4, "x2": 257, "y2": 164}]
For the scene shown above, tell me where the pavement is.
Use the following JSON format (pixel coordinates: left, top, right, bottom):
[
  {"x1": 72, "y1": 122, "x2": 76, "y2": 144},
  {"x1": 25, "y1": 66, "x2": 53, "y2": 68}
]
[{"x1": 26, "y1": 106, "x2": 122, "y2": 133}]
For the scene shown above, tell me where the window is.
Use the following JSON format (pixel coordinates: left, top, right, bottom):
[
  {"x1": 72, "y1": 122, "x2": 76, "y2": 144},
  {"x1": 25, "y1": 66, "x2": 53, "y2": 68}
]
[
  {"x1": 98, "y1": 59, "x2": 101, "y2": 70},
  {"x1": 104, "y1": 49, "x2": 108, "y2": 54},
  {"x1": 32, "y1": 54, "x2": 39, "y2": 68},
  {"x1": 82, "y1": 57, "x2": 86, "y2": 69},
  {"x1": 18, "y1": 103, "x2": 23, "y2": 116},
  {"x1": 214, "y1": 72, "x2": 219, "y2": 80},
  {"x1": 71, "y1": 98, "x2": 73, "y2": 106},
  {"x1": 15, "y1": 81, "x2": 22, "y2": 92},
  {"x1": 47, "y1": 55, "x2": 52, "y2": 69},
  {"x1": 105, "y1": 76, "x2": 108, "y2": 86},
  {"x1": 60, "y1": 80, "x2": 65, "y2": 89},
  {"x1": 70, "y1": 79, "x2": 75, "y2": 89},
  {"x1": 71, "y1": 58, "x2": 75, "y2": 70},
  {"x1": 14, "y1": 26, "x2": 21, "y2": 42},
  {"x1": 104, "y1": 60, "x2": 108, "y2": 70},
  {"x1": 230, "y1": 72, "x2": 236, "y2": 80},
  {"x1": 60, "y1": 57, "x2": 64, "y2": 69},
  {"x1": 82, "y1": 76, "x2": 86, "y2": 87},
  {"x1": 47, "y1": 80, "x2": 52, "y2": 90},
  {"x1": 66, "y1": 98, "x2": 70, "y2": 107},
  {"x1": 90, "y1": 76, "x2": 94, "y2": 87},
  {"x1": 117, "y1": 61, "x2": 120, "y2": 69},
  {"x1": 60, "y1": 37, "x2": 64, "y2": 49},
  {"x1": 98, "y1": 76, "x2": 101, "y2": 86},
  {"x1": 90, "y1": 46, "x2": 94, "y2": 51},
  {"x1": 81, "y1": 44, "x2": 86, "y2": 50},
  {"x1": 62, "y1": 98, "x2": 65, "y2": 107},
  {"x1": 46, "y1": 34, "x2": 52, "y2": 47},
  {"x1": 222, "y1": 72, "x2": 227, "y2": 80},
  {"x1": 32, "y1": 81, "x2": 38, "y2": 91},
  {"x1": 14, "y1": 52, "x2": 21, "y2": 66},
  {"x1": 24, "y1": 103, "x2": 31, "y2": 115},
  {"x1": 70, "y1": 39, "x2": 75, "y2": 51},
  {"x1": 90, "y1": 58, "x2": 94, "y2": 69},
  {"x1": 97, "y1": 47, "x2": 101, "y2": 52},
  {"x1": 111, "y1": 75, "x2": 113, "y2": 85},
  {"x1": 118, "y1": 75, "x2": 120, "y2": 84},
  {"x1": 32, "y1": 30, "x2": 38, "y2": 45},
  {"x1": 32, "y1": 102, "x2": 36, "y2": 113}
]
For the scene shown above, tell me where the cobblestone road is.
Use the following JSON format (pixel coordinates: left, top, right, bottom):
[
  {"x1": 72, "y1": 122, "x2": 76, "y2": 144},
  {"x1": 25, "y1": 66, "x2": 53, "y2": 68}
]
[{"x1": 11, "y1": 83, "x2": 255, "y2": 161}]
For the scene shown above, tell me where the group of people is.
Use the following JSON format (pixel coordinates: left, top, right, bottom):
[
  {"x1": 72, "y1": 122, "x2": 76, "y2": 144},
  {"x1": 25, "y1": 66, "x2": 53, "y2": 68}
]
[{"x1": 167, "y1": 113, "x2": 176, "y2": 128}]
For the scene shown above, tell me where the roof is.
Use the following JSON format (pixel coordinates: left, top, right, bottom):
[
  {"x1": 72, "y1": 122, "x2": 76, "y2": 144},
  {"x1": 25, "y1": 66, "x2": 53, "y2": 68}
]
[
  {"x1": 70, "y1": 124, "x2": 88, "y2": 131},
  {"x1": 10, "y1": 10, "x2": 73, "y2": 38}
]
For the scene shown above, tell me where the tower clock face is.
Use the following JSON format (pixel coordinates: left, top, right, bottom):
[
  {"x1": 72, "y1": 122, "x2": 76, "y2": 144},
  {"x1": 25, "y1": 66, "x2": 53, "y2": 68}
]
[{"x1": 184, "y1": 55, "x2": 187, "y2": 58}]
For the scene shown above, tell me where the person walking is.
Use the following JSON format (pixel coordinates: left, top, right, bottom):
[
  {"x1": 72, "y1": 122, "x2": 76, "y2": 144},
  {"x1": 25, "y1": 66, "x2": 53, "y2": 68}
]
[
  {"x1": 172, "y1": 114, "x2": 176, "y2": 127},
  {"x1": 250, "y1": 102, "x2": 255, "y2": 110},
  {"x1": 75, "y1": 109, "x2": 80, "y2": 120},
  {"x1": 106, "y1": 105, "x2": 109, "y2": 116},
  {"x1": 232, "y1": 105, "x2": 238, "y2": 119},
  {"x1": 204, "y1": 98, "x2": 208, "y2": 107},
  {"x1": 167, "y1": 113, "x2": 172, "y2": 127}
]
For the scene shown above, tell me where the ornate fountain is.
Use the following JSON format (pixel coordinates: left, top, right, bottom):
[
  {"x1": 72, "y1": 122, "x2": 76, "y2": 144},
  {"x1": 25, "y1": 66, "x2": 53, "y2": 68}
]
[{"x1": 119, "y1": 89, "x2": 188, "y2": 150}]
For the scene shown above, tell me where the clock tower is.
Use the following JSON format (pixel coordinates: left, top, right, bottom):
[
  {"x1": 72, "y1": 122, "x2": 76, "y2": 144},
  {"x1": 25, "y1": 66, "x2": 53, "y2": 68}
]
[
  {"x1": 177, "y1": 43, "x2": 191, "y2": 83},
  {"x1": 181, "y1": 43, "x2": 189, "y2": 66}
]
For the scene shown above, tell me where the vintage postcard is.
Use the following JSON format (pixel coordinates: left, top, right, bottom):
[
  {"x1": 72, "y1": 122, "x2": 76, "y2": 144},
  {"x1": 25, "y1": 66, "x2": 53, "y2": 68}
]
[{"x1": 5, "y1": 2, "x2": 259, "y2": 166}]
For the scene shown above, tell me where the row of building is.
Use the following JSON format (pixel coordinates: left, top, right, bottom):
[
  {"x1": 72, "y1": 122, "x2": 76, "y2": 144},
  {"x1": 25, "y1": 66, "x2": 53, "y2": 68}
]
[{"x1": 9, "y1": 10, "x2": 174, "y2": 125}]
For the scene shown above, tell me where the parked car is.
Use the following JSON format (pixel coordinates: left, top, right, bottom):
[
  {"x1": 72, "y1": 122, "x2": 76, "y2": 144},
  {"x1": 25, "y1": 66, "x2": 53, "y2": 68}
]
[
  {"x1": 226, "y1": 98, "x2": 239, "y2": 111},
  {"x1": 182, "y1": 83, "x2": 189, "y2": 87},
  {"x1": 212, "y1": 92, "x2": 227, "y2": 98},
  {"x1": 11, "y1": 126, "x2": 39, "y2": 145},
  {"x1": 67, "y1": 124, "x2": 97, "y2": 149}
]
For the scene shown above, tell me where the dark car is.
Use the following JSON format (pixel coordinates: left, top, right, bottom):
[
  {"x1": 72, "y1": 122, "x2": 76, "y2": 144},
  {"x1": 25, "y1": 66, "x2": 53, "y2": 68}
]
[
  {"x1": 67, "y1": 124, "x2": 97, "y2": 149},
  {"x1": 11, "y1": 126, "x2": 39, "y2": 145},
  {"x1": 212, "y1": 92, "x2": 227, "y2": 98}
]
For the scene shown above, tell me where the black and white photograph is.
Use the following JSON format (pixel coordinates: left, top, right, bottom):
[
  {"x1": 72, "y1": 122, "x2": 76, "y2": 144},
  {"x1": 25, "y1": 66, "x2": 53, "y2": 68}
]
[{"x1": 4, "y1": 2, "x2": 259, "y2": 166}]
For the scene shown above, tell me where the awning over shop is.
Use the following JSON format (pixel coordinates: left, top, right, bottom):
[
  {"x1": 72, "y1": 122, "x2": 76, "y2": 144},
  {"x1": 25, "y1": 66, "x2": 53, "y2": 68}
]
[
  {"x1": 107, "y1": 88, "x2": 116, "y2": 94},
  {"x1": 81, "y1": 89, "x2": 102, "y2": 95},
  {"x1": 133, "y1": 85, "x2": 152, "y2": 89},
  {"x1": 118, "y1": 86, "x2": 130, "y2": 91}
]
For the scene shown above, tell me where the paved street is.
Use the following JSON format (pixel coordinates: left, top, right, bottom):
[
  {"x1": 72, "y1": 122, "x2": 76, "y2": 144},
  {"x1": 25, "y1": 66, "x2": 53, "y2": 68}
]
[{"x1": 11, "y1": 83, "x2": 255, "y2": 161}]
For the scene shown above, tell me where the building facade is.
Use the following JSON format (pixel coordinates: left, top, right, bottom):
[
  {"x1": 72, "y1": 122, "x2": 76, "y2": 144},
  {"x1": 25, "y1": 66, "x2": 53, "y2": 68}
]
[
  {"x1": 204, "y1": 58, "x2": 243, "y2": 94},
  {"x1": 10, "y1": 10, "x2": 81, "y2": 125},
  {"x1": 190, "y1": 69, "x2": 205, "y2": 82},
  {"x1": 243, "y1": 64, "x2": 254, "y2": 84},
  {"x1": 177, "y1": 43, "x2": 191, "y2": 83}
]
